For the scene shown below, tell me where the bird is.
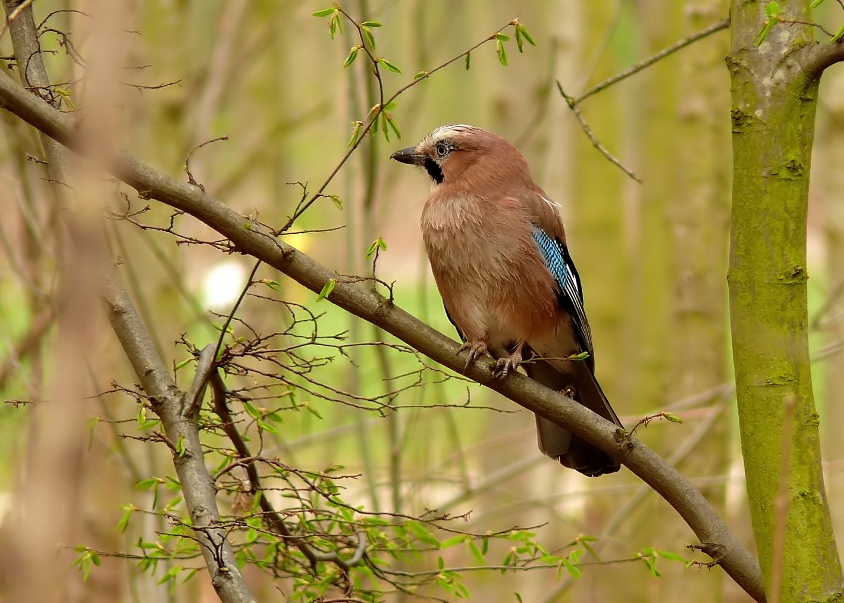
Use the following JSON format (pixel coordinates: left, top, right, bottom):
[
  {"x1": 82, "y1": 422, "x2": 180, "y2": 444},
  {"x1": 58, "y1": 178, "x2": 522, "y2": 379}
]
[{"x1": 390, "y1": 124, "x2": 622, "y2": 477}]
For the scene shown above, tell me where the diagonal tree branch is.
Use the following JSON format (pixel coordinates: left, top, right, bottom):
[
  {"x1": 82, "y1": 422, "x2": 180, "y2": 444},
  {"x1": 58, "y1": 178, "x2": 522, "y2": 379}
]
[{"x1": 0, "y1": 50, "x2": 765, "y2": 603}]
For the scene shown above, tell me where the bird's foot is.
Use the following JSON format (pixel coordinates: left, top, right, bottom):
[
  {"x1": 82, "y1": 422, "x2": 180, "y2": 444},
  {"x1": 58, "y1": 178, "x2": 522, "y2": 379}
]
[
  {"x1": 459, "y1": 341, "x2": 489, "y2": 371},
  {"x1": 560, "y1": 385, "x2": 576, "y2": 398},
  {"x1": 493, "y1": 348, "x2": 524, "y2": 378}
]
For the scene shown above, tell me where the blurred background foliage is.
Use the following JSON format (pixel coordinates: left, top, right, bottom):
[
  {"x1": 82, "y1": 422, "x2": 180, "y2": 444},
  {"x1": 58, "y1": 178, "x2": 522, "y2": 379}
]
[{"x1": 0, "y1": 0, "x2": 843, "y2": 601}]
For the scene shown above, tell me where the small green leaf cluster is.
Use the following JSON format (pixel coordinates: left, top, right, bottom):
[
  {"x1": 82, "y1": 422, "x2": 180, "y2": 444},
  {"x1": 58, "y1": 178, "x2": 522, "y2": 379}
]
[
  {"x1": 491, "y1": 20, "x2": 536, "y2": 66},
  {"x1": 637, "y1": 547, "x2": 688, "y2": 577},
  {"x1": 72, "y1": 546, "x2": 101, "y2": 582},
  {"x1": 755, "y1": 2, "x2": 781, "y2": 46},
  {"x1": 313, "y1": 6, "x2": 343, "y2": 39},
  {"x1": 366, "y1": 237, "x2": 387, "y2": 258}
]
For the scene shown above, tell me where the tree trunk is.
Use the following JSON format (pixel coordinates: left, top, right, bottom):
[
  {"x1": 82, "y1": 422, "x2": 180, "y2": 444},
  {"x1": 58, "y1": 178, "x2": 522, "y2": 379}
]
[{"x1": 727, "y1": 1, "x2": 843, "y2": 599}]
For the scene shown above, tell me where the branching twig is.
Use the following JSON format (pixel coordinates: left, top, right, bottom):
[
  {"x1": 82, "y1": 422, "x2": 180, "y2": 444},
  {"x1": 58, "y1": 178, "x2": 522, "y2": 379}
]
[
  {"x1": 572, "y1": 19, "x2": 730, "y2": 106},
  {"x1": 556, "y1": 18, "x2": 731, "y2": 183},
  {"x1": 210, "y1": 370, "x2": 369, "y2": 574},
  {"x1": 279, "y1": 17, "x2": 522, "y2": 232},
  {"x1": 556, "y1": 82, "x2": 641, "y2": 183}
]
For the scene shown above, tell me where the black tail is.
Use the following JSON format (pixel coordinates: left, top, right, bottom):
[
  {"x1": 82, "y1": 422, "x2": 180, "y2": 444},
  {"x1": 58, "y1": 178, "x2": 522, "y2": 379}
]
[{"x1": 524, "y1": 359, "x2": 622, "y2": 477}]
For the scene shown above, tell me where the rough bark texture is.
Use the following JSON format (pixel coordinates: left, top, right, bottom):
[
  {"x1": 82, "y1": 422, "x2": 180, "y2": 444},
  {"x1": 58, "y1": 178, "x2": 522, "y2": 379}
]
[{"x1": 727, "y1": 1, "x2": 843, "y2": 600}]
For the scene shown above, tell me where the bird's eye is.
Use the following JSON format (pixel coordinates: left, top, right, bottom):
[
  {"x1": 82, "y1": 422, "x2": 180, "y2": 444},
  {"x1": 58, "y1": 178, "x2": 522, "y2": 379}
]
[{"x1": 435, "y1": 143, "x2": 449, "y2": 158}]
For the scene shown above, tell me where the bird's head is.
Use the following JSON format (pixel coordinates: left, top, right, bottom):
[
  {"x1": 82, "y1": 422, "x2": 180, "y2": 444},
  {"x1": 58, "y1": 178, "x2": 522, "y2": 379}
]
[{"x1": 390, "y1": 124, "x2": 523, "y2": 187}]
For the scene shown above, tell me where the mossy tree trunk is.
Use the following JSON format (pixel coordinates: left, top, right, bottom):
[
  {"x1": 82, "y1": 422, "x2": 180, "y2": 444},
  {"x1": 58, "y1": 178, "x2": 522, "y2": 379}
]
[{"x1": 727, "y1": 1, "x2": 843, "y2": 600}]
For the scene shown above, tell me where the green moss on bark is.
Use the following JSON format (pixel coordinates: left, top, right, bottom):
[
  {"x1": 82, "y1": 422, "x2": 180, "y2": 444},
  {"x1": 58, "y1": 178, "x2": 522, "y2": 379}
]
[{"x1": 728, "y1": 1, "x2": 843, "y2": 601}]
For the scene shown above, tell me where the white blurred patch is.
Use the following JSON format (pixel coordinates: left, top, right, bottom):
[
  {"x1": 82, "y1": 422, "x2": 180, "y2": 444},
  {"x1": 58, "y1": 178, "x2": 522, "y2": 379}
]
[{"x1": 202, "y1": 260, "x2": 247, "y2": 311}]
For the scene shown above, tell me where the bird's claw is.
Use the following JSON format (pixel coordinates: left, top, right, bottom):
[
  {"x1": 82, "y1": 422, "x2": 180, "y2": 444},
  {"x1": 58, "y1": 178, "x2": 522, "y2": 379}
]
[
  {"x1": 459, "y1": 341, "x2": 489, "y2": 371},
  {"x1": 492, "y1": 351, "x2": 523, "y2": 378}
]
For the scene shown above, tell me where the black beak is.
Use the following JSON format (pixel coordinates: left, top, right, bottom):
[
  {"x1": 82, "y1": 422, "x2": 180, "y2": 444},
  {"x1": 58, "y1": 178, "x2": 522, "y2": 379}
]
[{"x1": 390, "y1": 146, "x2": 424, "y2": 166}]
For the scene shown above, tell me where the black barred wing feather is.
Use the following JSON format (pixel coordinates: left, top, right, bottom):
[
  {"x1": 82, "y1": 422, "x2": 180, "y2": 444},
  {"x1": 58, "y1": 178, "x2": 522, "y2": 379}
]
[{"x1": 531, "y1": 226, "x2": 595, "y2": 365}]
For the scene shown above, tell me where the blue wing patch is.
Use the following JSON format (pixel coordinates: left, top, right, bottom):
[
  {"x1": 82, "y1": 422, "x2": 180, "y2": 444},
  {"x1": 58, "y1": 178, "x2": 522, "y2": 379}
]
[{"x1": 531, "y1": 226, "x2": 594, "y2": 360}]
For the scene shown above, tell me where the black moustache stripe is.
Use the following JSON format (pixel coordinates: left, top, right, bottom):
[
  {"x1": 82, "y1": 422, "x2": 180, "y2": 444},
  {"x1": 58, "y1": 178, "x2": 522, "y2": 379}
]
[{"x1": 423, "y1": 157, "x2": 444, "y2": 184}]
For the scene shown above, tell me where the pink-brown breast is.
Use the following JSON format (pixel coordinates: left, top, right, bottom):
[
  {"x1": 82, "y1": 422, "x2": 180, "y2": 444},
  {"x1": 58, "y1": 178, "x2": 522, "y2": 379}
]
[{"x1": 421, "y1": 193, "x2": 565, "y2": 353}]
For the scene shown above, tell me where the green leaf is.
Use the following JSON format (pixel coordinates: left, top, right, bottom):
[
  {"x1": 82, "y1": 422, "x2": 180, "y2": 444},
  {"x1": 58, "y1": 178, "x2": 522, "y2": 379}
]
[
  {"x1": 464, "y1": 52, "x2": 471, "y2": 70},
  {"x1": 381, "y1": 116, "x2": 391, "y2": 142},
  {"x1": 517, "y1": 24, "x2": 536, "y2": 47},
  {"x1": 367, "y1": 237, "x2": 388, "y2": 257},
  {"x1": 663, "y1": 412, "x2": 683, "y2": 424},
  {"x1": 409, "y1": 521, "x2": 440, "y2": 546},
  {"x1": 360, "y1": 20, "x2": 381, "y2": 27},
  {"x1": 468, "y1": 540, "x2": 485, "y2": 564},
  {"x1": 811, "y1": 0, "x2": 825, "y2": 6},
  {"x1": 313, "y1": 7, "x2": 337, "y2": 17},
  {"x1": 86, "y1": 416, "x2": 98, "y2": 451},
  {"x1": 343, "y1": 45, "x2": 360, "y2": 67},
  {"x1": 136, "y1": 478, "x2": 161, "y2": 490},
  {"x1": 379, "y1": 58, "x2": 402, "y2": 73},
  {"x1": 441, "y1": 535, "x2": 467, "y2": 548},
  {"x1": 515, "y1": 27, "x2": 524, "y2": 53},
  {"x1": 494, "y1": 32, "x2": 510, "y2": 41},
  {"x1": 257, "y1": 420, "x2": 278, "y2": 434},
  {"x1": 329, "y1": 194, "x2": 343, "y2": 209},
  {"x1": 317, "y1": 278, "x2": 336, "y2": 302},
  {"x1": 569, "y1": 351, "x2": 590, "y2": 361},
  {"x1": 362, "y1": 27, "x2": 376, "y2": 49},
  {"x1": 562, "y1": 556, "x2": 582, "y2": 578},
  {"x1": 754, "y1": 2, "x2": 780, "y2": 46},
  {"x1": 386, "y1": 115, "x2": 401, "y2": 139},
  {"x1": 496, "y1": 40, "x2": 508, "y2": 66},
  {"x1": 349, "y1": 121, "x2": 363, "y2": 146},
  {"x1": 414, "y1": 70, "x2": 428, "y2": 79},
  {"x1": 329, "y1": 13, "x2": 342, "y2": 39},
  {"x1": 261, "y1": 279, "x2": 283, "y2": 292},
  {"x1": 302, "y1": 402, "x2": 323, "y2": 419},
  {"x1": 656, "y1": 549, "x2": 687, "y2": 562},
  {"x1": 243, "y1": 399, "x2": 261, "y2": 418},
  {"x1": 175, "y1": 435, "x2": 186, "y2": 457},
  {"x1": 832, "y1": 23, "x2": 844, "y2": 43},
  {"x1": 115, "y1": 507, "x2": 133, "y2": 533},
  {"x1": 515, "y1": 594, "x2": 523, "y2": 603}
]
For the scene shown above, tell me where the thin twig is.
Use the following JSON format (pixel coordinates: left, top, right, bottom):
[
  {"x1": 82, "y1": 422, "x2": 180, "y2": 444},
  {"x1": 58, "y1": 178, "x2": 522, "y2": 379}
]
[
  {"x1": 210, "y1": 370, "x2": 369, "y2": 573},
  {"x1": 211, "y1": 259, "x2": 262, "y2": 366},
  {"x1": 279, "y1": 17, "x2": 521, "y2": 231},
  {"x1": 556, "y1": 81, "x2": 641, "y2": 183},
  {"x1": 0, "y1": 0, "x2": 36, "y2": 41},
  {"x1": 184, "y1": 344, "x2": 217, "y2": 417},
  {"x1": 572, "y1": 19, "x2": 730, "y2": 106},
  {"x1": 185, "y1": 135, "x2": 229, "y2": 192}
]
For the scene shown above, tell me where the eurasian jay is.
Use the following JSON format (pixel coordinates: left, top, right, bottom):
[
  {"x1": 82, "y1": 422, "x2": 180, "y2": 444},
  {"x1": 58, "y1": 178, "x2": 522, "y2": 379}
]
[{"x1": 391, "y1": 124, "x2": 622, "y2": 477}]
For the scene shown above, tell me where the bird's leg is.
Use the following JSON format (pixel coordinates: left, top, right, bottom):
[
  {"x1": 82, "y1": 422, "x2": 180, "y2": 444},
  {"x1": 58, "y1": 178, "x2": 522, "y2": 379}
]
[
  {"x1": 458, "y1": 340, "x2": 489, "y2": 370},
  {"x1": 493, "y1": 342, "x2": 525, "y2": 378}
]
